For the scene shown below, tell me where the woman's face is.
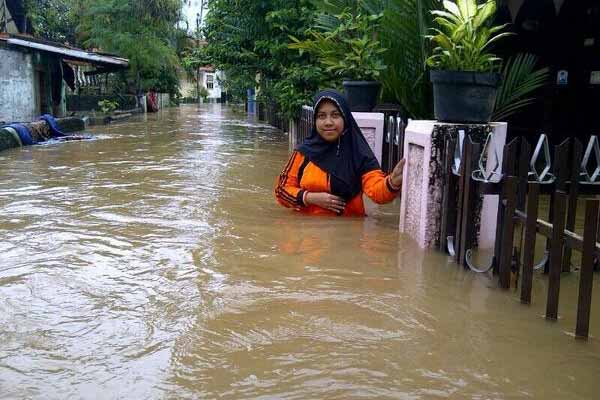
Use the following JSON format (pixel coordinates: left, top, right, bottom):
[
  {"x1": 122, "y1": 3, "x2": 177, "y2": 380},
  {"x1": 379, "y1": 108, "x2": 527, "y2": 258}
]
[{"x1": 315, "y1": 100, "x2": 345, "y2": 142}]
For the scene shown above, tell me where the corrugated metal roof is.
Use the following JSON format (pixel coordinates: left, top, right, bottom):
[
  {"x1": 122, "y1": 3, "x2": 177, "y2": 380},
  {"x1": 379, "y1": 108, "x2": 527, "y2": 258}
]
[{"x1": 0, "y1": 34, "x2": 128, "y2": 68}]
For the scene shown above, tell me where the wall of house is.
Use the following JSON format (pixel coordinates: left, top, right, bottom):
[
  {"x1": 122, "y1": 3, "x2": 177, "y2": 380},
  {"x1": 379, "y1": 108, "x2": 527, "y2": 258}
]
[
  {"x1": 0, "y1": 47, "x2": 35, "y2": 123},
  {"x1": 202, "y1": 71, "x2": 222, "y2": 100},
  {"x1": 179, "y1": 69, "x2": 224, "y2": 102}
]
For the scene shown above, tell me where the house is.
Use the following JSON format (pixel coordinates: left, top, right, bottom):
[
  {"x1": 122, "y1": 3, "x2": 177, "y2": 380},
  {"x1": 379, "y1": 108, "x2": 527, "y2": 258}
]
[
  {"x1": 179, "y1": 0, "x2": 224, "y2": 102},
  {"x1": 0, "y1": 1, "x2": 129, "y2": 124}
]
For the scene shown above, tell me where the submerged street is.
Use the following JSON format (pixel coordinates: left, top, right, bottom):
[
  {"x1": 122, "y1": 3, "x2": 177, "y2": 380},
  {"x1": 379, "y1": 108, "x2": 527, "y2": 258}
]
[{"x1": 0, "y1": 105, "x2": 599, "y2": 399}]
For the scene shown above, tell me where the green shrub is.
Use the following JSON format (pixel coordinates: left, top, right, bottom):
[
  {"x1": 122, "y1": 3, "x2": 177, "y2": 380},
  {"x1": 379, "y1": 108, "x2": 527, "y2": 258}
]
[
  {"x1": 98, "y1": 99, "x2": 119, "y2": 114},
  {"x1": 289, "y1": 10, "x2": 386, "y2": 81},
  {"x1": 199, "y1": 86, "x2": 210, "y2": 100}
]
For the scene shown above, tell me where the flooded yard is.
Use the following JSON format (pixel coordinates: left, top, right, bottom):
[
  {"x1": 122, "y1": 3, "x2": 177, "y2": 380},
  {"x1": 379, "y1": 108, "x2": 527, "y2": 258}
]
[{"x1": 0, "y1": 104, "x2": 598, "y2": 399}]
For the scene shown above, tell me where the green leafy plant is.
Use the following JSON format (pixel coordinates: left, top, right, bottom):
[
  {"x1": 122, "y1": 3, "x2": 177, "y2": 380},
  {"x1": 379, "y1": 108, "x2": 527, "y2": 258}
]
[
  {"x1": 80, "y1": 0, "x2": 183, "y2": 95},
  {"x1": 426, "y1": 0, "x2": 512, "y2": 72},
  {"x1": 98, "y1": 99, "x2": 119, "y2": 114},
  {"x1": 307, "y1": 0, "x2": 437, "y2": 118},
  {"x1": 199, "y1": 86, "x2": 210, "y2": 101},
  {"x1": 492, "y1": 53, "x2": 550, "y2": 121},
  {"x1": 269, "y1": 64, "x2": 334, "y2": 120},
  {"x1": 289, "y1": 9, "x2": 387, "y2": 81}
]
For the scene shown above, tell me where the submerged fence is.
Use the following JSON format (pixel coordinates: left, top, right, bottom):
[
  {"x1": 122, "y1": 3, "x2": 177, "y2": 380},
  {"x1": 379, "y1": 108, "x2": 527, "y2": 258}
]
[
  {"x1": 444, "y1": 132, "x2": 600, "y2": 339},
  {"x1": 259, "y1": 98, "x2": 599, "y2": 338},
  {"x1": 257, "y1": 102, "x2": 288, "y2": 132}
]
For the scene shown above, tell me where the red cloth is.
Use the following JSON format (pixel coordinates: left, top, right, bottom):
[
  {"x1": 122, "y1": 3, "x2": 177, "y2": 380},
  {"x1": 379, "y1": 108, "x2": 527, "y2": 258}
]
[{"x1": 147, "y1": 91, "x2": 159, "y2": 112}]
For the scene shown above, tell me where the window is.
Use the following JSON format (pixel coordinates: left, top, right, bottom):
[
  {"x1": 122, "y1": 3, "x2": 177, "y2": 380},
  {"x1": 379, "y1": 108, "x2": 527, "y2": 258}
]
[{"x1": 206, "y1": 74, "x2": 214, "y2": 89}]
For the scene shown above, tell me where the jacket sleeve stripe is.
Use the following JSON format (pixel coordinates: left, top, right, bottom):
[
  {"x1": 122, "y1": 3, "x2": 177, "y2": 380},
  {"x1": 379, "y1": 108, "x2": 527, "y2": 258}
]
[{"x1": 275, "y1": 152, "x2": 304, "y2": 208}]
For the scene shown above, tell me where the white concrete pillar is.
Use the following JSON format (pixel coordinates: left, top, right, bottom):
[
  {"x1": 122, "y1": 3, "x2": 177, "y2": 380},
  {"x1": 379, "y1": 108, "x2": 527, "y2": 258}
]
[
  {"x1": 399, "y1": 120, "x2": 507, "y2": 249},
  {"x1": 352, "y1": 112, "x2": 384, "y2": 165}
]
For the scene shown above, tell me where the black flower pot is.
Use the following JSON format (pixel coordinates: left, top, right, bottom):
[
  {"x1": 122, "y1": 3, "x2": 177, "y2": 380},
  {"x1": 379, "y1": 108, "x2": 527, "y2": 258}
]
[
  {"x1": 342, "y1": 80, "x2": 381, "y2": 112},
  {"x1": 430, "y1": 70, "x2": 501, "y2": 123}
]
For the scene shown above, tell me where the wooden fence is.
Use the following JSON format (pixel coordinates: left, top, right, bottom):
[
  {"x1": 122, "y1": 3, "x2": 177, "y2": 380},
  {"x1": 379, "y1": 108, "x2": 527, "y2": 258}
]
[
  {"x1": 258, "y1": 102, "x2": 288, "y2": 132},
  {"x1": 444, "y1": 132, "x2": 600, "y2": 339}
]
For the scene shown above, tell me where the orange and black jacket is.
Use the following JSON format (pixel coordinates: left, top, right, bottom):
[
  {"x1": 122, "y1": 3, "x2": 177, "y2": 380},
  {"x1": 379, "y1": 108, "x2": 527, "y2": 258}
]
[{"x1": 275, "y1": 151, "x2": 400, "y2": 216}]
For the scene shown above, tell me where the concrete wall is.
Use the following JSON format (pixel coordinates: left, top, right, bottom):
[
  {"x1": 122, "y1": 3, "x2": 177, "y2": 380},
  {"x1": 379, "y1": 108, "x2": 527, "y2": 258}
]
[
  {"x1": 156, "y1": 93, "x2": 170, "y2": 109},
  {"x1": 0, "y1": 47, "x2": 35, "y2": 123},
  {"x1": 66, "y1": 94, "x2": 137, "y2": 111}
]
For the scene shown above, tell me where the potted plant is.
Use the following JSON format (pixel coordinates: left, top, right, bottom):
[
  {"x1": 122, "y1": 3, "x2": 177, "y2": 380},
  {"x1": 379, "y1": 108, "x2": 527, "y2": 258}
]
[
  {"x1": 289, "y1": 10, "x2": 387, "y2": 112},
  {"x1": 426, "y1": 0, "x2": 512, "y2": 123}
]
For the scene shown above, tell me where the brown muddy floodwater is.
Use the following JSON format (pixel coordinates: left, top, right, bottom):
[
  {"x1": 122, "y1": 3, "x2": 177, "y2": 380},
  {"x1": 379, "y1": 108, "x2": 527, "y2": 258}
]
[{"x1": 0, "y1": 104, "x2": 599, "y2": 399}]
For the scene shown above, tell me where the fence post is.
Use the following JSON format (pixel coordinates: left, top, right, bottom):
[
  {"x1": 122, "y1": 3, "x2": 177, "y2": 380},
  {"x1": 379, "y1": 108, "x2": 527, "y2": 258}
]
[
  {"x1": 544, "y1": 139, "x2": 570, "y2": 273},
  {"x1": 493, "y1": 138, "x2": 519, "y2": 275},
  {"x1": 458, "y1": 138, "x2": 481, "y2": 267},
  {"x1": 440, "y1": 136, "x2": 457, "y2": 253},
  {"x1": 575, "y1": 199, "x2": 599, "y2": 338},
  {"x1": 454, "y1": 134, "x2": 467, "y2": 263},
  {"x1": 563, "y1": 139, "x2": 583, "y2": 272},
  {"x1": 517, "y1": 138, "x2": 531, "y2": 210},
  {"x1": 520, "y1": 182, "x2": 540, "y2": 303},
  {"x1": 546, "y1": 191, "x2": 568, "y2": 320},
  {"x1": 499, "y1": 176, "x2": 518, "y2": 289}
]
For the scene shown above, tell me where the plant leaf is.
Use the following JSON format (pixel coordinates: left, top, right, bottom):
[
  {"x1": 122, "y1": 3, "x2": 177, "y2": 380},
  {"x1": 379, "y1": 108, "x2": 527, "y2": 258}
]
[
  {"x1": 473, "y1": 1, "x2": 496, "y2": 29},
  {"x1": 456, "y1": 0, "x2": 477, "y2": 19}
]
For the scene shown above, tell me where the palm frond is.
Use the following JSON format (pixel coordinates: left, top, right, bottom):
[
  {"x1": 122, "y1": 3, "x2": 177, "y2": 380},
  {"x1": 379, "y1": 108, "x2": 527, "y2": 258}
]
[{"x1": 492, "y1": 53, "x2": 550, "y2": 121}]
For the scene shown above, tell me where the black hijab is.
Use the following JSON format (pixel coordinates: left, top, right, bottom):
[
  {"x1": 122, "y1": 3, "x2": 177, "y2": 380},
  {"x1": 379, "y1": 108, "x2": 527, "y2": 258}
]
[{"x1": 297, "y1": 89, "x2": 380, "y2": 200}]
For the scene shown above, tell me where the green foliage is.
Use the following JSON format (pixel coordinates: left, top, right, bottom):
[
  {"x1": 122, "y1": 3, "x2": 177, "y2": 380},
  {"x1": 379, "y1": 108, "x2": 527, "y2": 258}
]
[
  {"x1": 98, "y1": 99, "x2": 119, "y2": 113},
  {"x1": 181, "y1": 46, "x2": 212, "y2": 80},
  {"x1": 309, "y1": 0, "x2": 438, "y2": 119},
  {"x1": 202, "y1": 0, "x2": 269, "y2": 99},
  {"x1": 25, "y1": 0, "x2": 81, "y2": 44},
  {"x1": 78, "y1": 0, "x2": 184, "y2": 94},
  {"x1": 289, "y1": 10, "x2": 386, "y2": 81},
  {"x1": 492, "y1": 53, "x2": 550, "y2": 121},
  {"x1": 204, "y1": 0, "x2": 333, "y2": 118},
  {"x1": 268, "y1": 64, "x2": 335, "y2": 120},
  {"x1": 199, "y1": 86, "x2": 210, "y2": 100},
  {"x1": 426, "y1": 0, "x2": 512, "y2": 72}
]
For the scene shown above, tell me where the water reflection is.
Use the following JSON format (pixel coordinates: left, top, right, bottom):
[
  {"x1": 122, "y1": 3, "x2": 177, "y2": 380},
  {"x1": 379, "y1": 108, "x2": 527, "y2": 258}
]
[{"x1": 0, "y1": 105, "x2": 598, "y2": 399}]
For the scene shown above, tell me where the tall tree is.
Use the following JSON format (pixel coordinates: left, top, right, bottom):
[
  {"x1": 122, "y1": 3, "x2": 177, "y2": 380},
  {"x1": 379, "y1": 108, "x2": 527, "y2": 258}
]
[
  {"x1": 25, "y1": 0, "x2": 81, "y2": 44},
  {"x1": 203, "y1": 0, "x2": 333, "y2": 118},
  {"x1": 78, "y1": 0, "x2": 185, "y2": 94}
]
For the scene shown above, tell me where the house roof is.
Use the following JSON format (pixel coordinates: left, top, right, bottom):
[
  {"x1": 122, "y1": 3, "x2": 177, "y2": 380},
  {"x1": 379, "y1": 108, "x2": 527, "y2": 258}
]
[{"x1": 0, "y1": 33, "x2": 129, "y2": 69}]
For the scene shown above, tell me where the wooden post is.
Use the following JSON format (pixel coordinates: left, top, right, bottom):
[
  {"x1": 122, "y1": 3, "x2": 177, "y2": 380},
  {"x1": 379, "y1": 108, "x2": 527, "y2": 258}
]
[
  {"x1": 459, "y1": 139, "x2": 481, "y2": 267},
  {"x1": 494, "y1": 138, "x2": 519, "y2": 275},
  {"x1": 517, "y1": 138, "x2": 531, "y2": 210},
  {"x1": 440, "y1": 136, "x2": 457, "y2": 253},
  {"x1": 520, "y1": 182, "x2": 540, "y2": 303},
  {"x1": 544, "y1": 139, "x2": 570, "y2": 273},
  {"x1": 499, "y1": 176, "x2": 518, "y2": 289},
  {"x1": 563, "y1": 139, "x2": 583, "y2": 272},
  {"x1": 455, "y1": 134, "x2": 467, "y2": 263},
  {"x1": 546, "y1": 191, "x2": 568, "y2": 320},
  {"x1": 575, "y1": 199, "x2": 599, "y2": 338}
]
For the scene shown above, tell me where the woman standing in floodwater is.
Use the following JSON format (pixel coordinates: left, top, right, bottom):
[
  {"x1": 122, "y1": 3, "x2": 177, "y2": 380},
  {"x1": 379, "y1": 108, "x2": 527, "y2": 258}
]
[{"x1": 275, "y1": 89, "x2": 405, "y2": 216}]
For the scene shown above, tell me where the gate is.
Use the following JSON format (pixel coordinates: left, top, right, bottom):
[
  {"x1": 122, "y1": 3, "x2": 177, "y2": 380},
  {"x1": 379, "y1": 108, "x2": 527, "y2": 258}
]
[{"x1": 444, "y1": 132, "x2": 600, "y2": 338}]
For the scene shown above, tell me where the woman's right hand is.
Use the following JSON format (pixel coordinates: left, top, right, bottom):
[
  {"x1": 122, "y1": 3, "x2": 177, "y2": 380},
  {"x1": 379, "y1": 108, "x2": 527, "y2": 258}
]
[{"x1": 305, "y1": 192, "x2": 346, "y2": 213}]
